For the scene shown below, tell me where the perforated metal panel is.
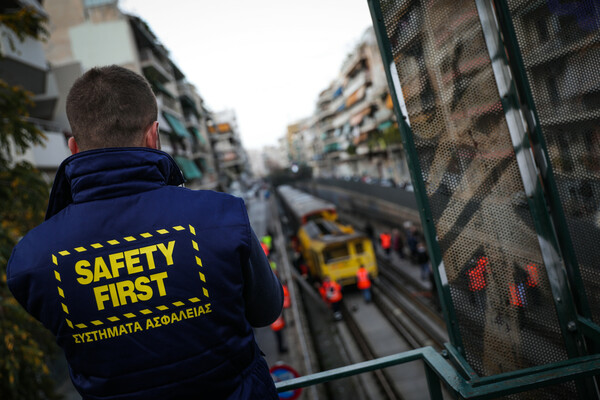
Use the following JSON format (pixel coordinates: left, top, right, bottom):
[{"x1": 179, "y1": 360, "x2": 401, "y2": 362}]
[
  {"x1": 505, "y1": 0, "x2": 600, "y2": 325},
  {"x1": 376, "y1": 0, "x2": 574, "y2": 393}
]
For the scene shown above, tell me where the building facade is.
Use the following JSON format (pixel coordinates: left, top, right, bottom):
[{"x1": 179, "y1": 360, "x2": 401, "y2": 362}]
[
  {"x1": 41, "y1": 0, "x2": 220, "y2": 189},
  {"x1": 208, "y1": 109, "x2": 250, "y2": 189},
  {"x1": 1, "y1": 0, "x2": 70, "y2": 180},
  {"x1": 288, "y1": 27, "x2": 411, "y2": 186}
]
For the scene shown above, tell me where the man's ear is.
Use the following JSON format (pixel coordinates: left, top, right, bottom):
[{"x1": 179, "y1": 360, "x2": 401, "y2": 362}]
[
  {"x1": 144, "y1": 121, "x2": 160, "y2": 150},
  {"x1": 68, "y1": 137, "x2": 80, "y2": 155}
]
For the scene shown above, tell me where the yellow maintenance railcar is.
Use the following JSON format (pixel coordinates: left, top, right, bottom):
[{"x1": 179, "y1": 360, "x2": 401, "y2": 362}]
[{"x1": 277, "y1": 185, "x2": 377, "y2": 286}]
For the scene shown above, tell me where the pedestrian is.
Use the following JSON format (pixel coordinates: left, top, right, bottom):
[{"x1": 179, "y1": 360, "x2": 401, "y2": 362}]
[
  {"x1": 392, "y1": 228, "x2": 405, "y2": 259},
  {"x1": 282, "y1": 283, "x2": 291, "y2": 309},
  {"x1": 379, "y1": 231, "x2": 392, "y2": 257},
  {"x1": 270, "y1": 314, "x2": 288, "y2": 354},
  {"x1": 320, "y1": 277, "x2": 343, "y2": 321},
  {"x1": 417, "y1": 241, "x2": 430, "y2": 280},
  {"x1": 261, "y1": 235, "x2": 272, "y2": 253},
  {"x1": 270, "y1": 260, "x2": 278, "y2": 273},
  {"x1": 6, "y1": 66, "x2": 282, "y2": 400},
  {"x1": 261, "y1": 241, "x2": 270, "y2": 257},
  {"x1": 406, "y1": 225, "x2": 419, "y2": 263},
  {"x1": 356, "y1": 265, "x2": 372, "y2": 303},
  {"x1": 364, "y1": 221, "x2": 374, "y2": 241}
]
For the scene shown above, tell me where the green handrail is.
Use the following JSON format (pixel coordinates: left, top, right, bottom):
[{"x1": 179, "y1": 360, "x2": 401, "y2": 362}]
[{"x1": 276, "y1": 346, "x2": 600, "y2": 399}]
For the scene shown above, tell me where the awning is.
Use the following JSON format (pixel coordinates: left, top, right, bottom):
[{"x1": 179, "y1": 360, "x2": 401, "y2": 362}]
[
  {"x1": 324, "y1": 143, "x2": 339, "y2": 153},
  {"x1": 217, "y1": 123, "x2": 231, "y2": 133},
  {"x1": 333, "y1": 86, "x2": 343, "y2": 98},
  {"x1": 385, "y1": 93, "x2": 394, "y2": 109},
  {"x1": 190, "y1": 127, "x2": 206, "y2": 145},
  {"x1": 350, "y1": 106, "x2": 372, "y2": 126},
  {"x1": 151, "y1": 80, "x2": 175, "y2": 99},
  {"x1": 174, "y1": 156, "x2": 202, "y2": 180},
  {"x1": 378, "y1": 121, "x2": 393, "y2": 131},
  {"x1": 199, "y1": 158, "x2": 214, "y2": 173},
  {"x1": 163, "y1": 112, "x2": 191, "y2": 138},
  {"x1": 345, "y1": 86, "x2": 366, "y2": 108},
  {"x1": 180, "y1": 95, "x2": 199, "y2": 116}
]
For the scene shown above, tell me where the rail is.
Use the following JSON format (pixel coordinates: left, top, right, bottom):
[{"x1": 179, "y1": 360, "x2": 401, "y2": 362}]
[
  {"x1": 275, "y1": 347, "x2": 600, "y2": 399},
  {"x1": 340, "y1": 300, "x2": 402, "y2": 399}
]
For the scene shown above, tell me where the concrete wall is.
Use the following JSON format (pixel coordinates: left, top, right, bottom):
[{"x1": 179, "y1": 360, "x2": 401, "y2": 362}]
[{"x1": 69, "y1": 20, "x2": 138, "y2": 71}]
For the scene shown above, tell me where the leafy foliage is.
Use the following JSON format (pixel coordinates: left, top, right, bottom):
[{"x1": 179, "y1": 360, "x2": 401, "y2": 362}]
[
  {"x1": 367, "y1": 124, "x2": 403, "y2": 150},
  {"x1": 0, "y1": 6, "x2": 60, "y2": 400},
  {"x1": 0, "y1": 6, "x2": 48, "y2": 50}
]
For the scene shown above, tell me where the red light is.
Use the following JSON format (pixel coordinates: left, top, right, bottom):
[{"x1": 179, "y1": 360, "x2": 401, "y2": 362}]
[
  {"x1": 525, "y1": 263, "x2": 539, "y2": 287},
  {"x1": 468, "y1": 256, "x2": 488, "y2": 291}
]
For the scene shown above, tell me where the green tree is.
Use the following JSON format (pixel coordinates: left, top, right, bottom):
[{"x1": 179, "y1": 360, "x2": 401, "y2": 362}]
[
  {"x1": 367, "y1": 124, "x2": 403, "y2": 151},
  {"x1": 0, "y1": 6, "x2": 61, "y2": 400}
]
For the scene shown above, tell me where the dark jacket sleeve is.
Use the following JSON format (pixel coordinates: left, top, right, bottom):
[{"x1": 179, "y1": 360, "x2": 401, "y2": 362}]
[{"x1": 242, "y1": 228, "x2": 283, "y2": 327}]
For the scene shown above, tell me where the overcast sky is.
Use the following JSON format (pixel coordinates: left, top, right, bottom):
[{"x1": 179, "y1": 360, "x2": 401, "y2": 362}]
[{"x1": 119, "y1": 0, "x2": 374, "y2": 150}]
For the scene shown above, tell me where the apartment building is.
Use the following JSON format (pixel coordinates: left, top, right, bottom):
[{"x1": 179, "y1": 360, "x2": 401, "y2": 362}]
[
  {"x1": 286, "y1": 116, "x2": 316, "y2": 168},
  {"x1": 508, "y1": 1, "x2": 600, "y2": 217},
  {"x1": 42, "y1": 0, "x2": 219, "y2": 189},
  {"x1": 208, "y1": 109, "x2": 250, "y2": 188},
  {"x1": 304, "y1": 27, "x2": 410, "y2": 184}
]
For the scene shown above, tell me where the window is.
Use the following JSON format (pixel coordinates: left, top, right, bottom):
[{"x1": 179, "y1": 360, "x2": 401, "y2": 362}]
[
  {"x1": 323, "y1": 245, "x2": 349, "y2": 263},
  {"x1": 354, "y1": 242, "x2": 364, "y2": 254}
]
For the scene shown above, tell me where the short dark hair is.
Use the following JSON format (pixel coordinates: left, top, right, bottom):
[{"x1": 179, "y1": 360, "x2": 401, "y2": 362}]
[{"x1": 66, "y1": 65, "x2": 157, "y2": 150}]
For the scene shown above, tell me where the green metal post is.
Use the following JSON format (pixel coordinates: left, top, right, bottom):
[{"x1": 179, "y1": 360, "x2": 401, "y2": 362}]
[
  {"x1": 492, "y1": 0, "x2": 596, "y2": 339},
  {"x1": 367, "y1": 0, "x2": 465, "y2": 356},
  {"x1": 276, "y1": 346, "x2": 600, "y2": 399},
  {"x1": 476, "y1": 1, "x2": 597, "y2": 397},
  {"x1": 424, "y1": 363, "x2": 445, "y2": 400}
]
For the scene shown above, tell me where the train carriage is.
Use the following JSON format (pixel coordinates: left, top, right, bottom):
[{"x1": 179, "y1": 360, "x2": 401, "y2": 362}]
[{"x1": 277, "y1": 185, "x2": 377, "y2": 286}]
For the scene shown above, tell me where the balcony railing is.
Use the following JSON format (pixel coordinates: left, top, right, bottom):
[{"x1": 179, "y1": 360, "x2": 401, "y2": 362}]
[{"x1": 139, "y1": 48, "x2": 174, "y2": 83}]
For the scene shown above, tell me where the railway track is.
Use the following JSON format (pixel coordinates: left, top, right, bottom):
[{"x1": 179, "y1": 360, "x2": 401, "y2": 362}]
[
  {"x1": 376, "y1": 257, "x2": 448, "y2": 349},
  {"x1": 340, "y1": 299, "x2": 404, "y2": 400},
  {"x1": 274, "y1": 190, "x2": 451, "y2": 398},
  {"x1": 334, "y1": 267, "x2": 450, "y2": 398}
]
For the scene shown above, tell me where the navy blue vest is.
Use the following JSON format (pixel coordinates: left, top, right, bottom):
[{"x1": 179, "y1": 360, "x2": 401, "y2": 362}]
[{"x1": 8, "y1": 148, "x2": 277, "y2": 399}]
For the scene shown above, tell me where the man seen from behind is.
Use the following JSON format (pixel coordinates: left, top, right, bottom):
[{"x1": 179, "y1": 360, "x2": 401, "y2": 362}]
[{"x1": 7, "y1": 65, "x2": 283, "y2": 399}]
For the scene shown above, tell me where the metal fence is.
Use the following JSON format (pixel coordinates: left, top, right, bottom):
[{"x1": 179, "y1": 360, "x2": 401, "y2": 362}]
[{"x1": 276, "y1": 1, "x2": 600, "y2": 398}]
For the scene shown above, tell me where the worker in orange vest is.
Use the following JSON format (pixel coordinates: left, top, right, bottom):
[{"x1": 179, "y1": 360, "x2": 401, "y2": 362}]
[
  {"x1": 320, "y1": 277, "x2": 343, "y2": 321},
  {"x1": 380, "y1": 231, "x2": 391, "y2": 257},
  {"x1": 260, "y1": 241, "x2": 270, "y2": 257},
  {"x1": 356, "y1": 265, "x2": 372, "y2": 303},
  {"x1": 282, "y1": 283, "x2": 290, "y2": 309},
  {"x1": 270, "y1": 314, "x2": 287, "y2": 354}
]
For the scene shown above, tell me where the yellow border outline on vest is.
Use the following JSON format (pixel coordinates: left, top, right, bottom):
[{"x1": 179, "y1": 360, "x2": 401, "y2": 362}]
[{"x1": 52, "y1": 225, "x2": 209, "y2": 329}]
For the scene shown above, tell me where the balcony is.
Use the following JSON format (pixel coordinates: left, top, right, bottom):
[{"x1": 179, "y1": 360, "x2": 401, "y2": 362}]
[
  {"x1": 30, "y1": 68, "x2": 60, "y2": 120},
  {"x1": 344, "y1": 70, "x2": 369, "y2": 97},
  {"x1": 0, "y1": 25, "x2": 48, "y2": 95},
  {"x1": 174, "y1": 155, "x2": 202, "y2": 181},
  {"x1": 161, "y1": 111, "x2": 191, "y2": 139},
  {"x1": 30, "y1": 130, "x2": 71, "y2": 170},
  {"x1": 157, "y1": 92, "x2": 181, "y2": 116},
  {"x1": 341, "y1": 49, "x2": 363, "y2": 77},
  {"x1": 139, "y1": 48, "x2": 174, "y2": 83}
]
